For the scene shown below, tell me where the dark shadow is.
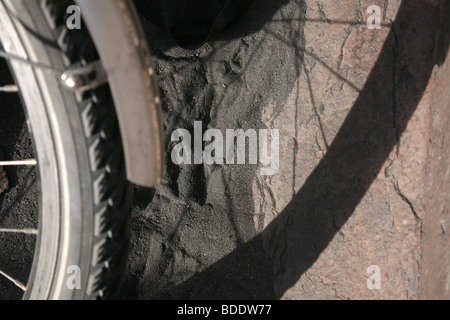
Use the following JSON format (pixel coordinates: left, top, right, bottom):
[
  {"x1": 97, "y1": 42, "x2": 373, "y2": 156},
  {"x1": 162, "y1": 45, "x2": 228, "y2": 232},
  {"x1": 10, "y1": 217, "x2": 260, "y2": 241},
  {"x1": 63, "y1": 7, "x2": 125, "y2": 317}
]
[
  {"x1": 153, "y1": 0, "x2": 450, "y2": 299},
  {"x1": 0, "y1": 55, "x2": 38, "y2": 300},
  {"x1": 0, "y1": 56, "x2": 38, "y2": 225},
  {"x1": 134, "y1": 0, "x2": 289, "y2": 50},
  {"x1": 134, "y1": 0, "x2": 288, "y2": 49}
]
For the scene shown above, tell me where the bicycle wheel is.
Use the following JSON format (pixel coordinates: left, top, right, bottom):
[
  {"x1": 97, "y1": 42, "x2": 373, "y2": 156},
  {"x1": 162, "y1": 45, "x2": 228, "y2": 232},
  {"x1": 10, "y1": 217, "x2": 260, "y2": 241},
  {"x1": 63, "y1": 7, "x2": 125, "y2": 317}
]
[{"x1": 0, "y1": 0, "x2": 133, "y2": 299}]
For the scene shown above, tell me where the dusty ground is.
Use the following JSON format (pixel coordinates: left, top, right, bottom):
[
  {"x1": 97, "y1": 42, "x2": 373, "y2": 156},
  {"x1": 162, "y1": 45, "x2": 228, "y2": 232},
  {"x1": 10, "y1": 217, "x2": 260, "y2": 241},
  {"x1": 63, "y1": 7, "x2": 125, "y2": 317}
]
[{"x1": 114, "y1": 0, "x2": 450, "y2": 299}]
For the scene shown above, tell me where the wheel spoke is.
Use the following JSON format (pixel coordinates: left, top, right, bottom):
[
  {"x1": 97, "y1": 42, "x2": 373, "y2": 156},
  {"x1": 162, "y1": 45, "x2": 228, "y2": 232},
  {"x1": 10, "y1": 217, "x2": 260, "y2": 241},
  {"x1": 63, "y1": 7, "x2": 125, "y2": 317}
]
[
  {"x1": 0, "y1": 85, "x2": 19, "y2": 92},
  {"x1": 0, "y1": 228, "x2": 38, "y2": 235},
  {"x1": 0, "y1": 50, "x2": 62, "y2": 75},
  {"x1": 0, "y1": 269, "x2": 27, "y2": 291},
  {"x1": 0, "y1": 159, "x2": 37, "y2": 166}
]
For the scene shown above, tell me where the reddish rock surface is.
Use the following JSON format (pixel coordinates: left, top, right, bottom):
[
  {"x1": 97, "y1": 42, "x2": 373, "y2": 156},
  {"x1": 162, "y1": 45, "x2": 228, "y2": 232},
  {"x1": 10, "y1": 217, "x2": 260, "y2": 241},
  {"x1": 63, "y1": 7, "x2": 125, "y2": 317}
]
[{"x1": 256, "y1": 0, "x2": 449, "y2": 299}]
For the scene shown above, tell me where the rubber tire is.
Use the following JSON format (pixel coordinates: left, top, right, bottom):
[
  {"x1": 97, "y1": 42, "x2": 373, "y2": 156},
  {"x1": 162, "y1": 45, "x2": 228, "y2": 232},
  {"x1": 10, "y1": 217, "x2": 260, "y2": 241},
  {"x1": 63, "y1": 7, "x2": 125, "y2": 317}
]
[{"x1": 0, "y1": 0, "x2": 132, "y2": 299}]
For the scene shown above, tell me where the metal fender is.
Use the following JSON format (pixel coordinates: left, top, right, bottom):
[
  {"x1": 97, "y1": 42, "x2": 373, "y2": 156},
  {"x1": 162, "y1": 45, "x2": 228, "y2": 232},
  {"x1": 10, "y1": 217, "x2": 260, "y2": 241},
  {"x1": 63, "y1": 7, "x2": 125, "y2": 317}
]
[{"x1": 75, "y1": 0, "x2": 164, "y2": 187}]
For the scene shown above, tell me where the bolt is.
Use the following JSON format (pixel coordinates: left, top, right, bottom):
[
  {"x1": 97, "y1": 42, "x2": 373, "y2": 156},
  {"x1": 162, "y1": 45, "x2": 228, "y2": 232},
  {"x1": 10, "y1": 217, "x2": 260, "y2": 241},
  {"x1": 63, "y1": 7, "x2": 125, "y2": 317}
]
[{"x1": 61, "y1": 73, "x2": 83, "y2": 89}]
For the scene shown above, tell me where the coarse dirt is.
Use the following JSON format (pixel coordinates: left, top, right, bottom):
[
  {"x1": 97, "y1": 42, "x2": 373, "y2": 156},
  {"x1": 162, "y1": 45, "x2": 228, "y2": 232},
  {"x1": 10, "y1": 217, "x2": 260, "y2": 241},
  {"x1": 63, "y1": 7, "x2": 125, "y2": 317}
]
[{"x1": 115, "y1": 0, "x2": 305, "y2": 299}]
